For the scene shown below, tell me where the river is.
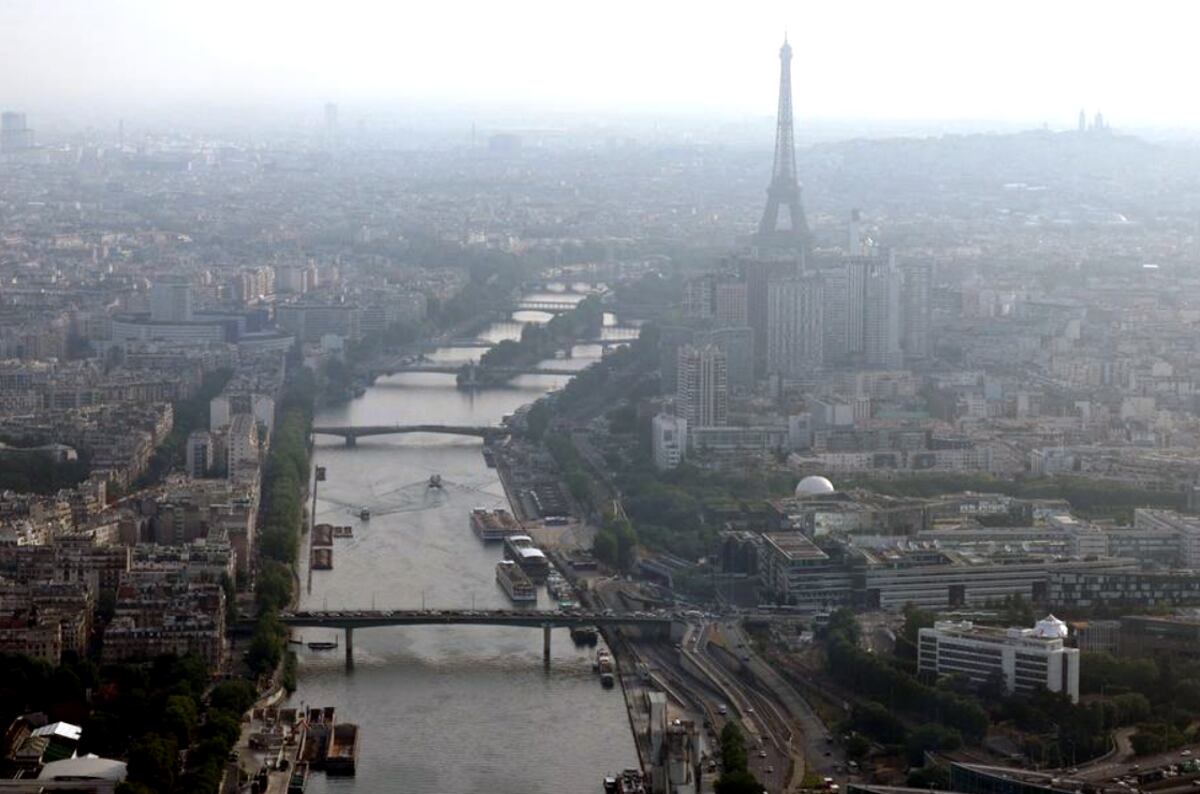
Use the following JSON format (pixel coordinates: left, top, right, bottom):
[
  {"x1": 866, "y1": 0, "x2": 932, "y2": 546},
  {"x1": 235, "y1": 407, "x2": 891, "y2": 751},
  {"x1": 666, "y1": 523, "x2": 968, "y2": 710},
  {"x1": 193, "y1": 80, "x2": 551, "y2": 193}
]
[{"x1": 289, "y1": 292, "x2": 641, "y2": 793}]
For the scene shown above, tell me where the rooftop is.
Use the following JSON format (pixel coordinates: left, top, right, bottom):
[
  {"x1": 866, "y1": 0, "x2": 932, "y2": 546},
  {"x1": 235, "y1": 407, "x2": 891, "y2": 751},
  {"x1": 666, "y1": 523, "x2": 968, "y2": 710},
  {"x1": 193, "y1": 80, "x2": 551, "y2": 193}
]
[{"x1": 763, "y1": 532, "x2": 829, "y2": 562}]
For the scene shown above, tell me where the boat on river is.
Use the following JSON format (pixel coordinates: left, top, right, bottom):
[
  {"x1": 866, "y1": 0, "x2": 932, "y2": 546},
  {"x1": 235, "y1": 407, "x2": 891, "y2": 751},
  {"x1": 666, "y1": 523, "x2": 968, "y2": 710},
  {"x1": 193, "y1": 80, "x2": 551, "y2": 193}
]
[
  {"x1": 470, "y1": 508, "x2": 523, "y2": 541},
  {"x1": 325, "y1": 723, "x2": 359, "y2": 776},
  {"x1": 310, "y1": 548, "x2": 332, "y2": 570},
  {"x1": 570, "y1": 625, "x2": 598, "y2": 646},
  {"x1": 307, "y1": 637, "x2": 339, "y2": 651},
  {"x1": 496, "y1": 560, "x2": 537, "y2": 603},
  {"x1": 503, "y1": 534, "x2": 550, "y2": 581}
]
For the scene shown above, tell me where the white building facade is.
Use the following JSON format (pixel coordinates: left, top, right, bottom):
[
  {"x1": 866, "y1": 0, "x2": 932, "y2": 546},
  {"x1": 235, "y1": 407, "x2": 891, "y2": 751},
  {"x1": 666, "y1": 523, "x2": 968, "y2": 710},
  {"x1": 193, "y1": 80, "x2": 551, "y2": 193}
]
[{"x1": 918, "y1": 617, "x2": 1080, "y2": 702}]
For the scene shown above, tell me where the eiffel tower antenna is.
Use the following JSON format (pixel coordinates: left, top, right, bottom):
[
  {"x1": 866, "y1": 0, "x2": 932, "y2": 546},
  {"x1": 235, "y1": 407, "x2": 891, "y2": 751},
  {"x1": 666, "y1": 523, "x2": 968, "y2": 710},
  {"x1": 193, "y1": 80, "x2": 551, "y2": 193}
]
[{"x1": 758, "y1": 34, "x2": 810, "y2": 253}]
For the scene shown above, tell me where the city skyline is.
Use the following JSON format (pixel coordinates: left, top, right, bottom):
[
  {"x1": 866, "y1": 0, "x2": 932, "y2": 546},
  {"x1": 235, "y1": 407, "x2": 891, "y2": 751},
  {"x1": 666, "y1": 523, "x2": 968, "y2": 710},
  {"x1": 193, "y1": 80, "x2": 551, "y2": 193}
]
[{"x1": 4, "y1": 0, "x2": 1200, "y2": 132}]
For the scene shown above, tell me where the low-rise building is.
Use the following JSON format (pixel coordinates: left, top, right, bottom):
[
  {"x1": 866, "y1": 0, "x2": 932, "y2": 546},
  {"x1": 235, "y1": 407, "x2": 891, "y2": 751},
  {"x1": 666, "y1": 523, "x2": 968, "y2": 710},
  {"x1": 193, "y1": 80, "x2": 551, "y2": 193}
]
[{"x1": 918, "y1": 616, "x2": 1080, "y2": 702}]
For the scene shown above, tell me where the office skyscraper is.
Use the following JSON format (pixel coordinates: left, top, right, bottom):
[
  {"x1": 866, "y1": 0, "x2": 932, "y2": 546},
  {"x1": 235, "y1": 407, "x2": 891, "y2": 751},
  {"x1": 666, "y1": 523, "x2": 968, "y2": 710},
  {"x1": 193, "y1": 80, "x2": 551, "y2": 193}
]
[
  {"x1": 714, "y1": 281, "x2": 749, "y2": 328},
  {"x1": 863, "y1": 250, "x2": 903, "y2": 369},
  {"x1": 150, "y1": 278, "x2": 193, "y2": 323},
  {"x1": 758, "y1": 36, "x2": 809, "y2": 253},
  {"x1": 822, "y1": 265, "x2": 850, "y2": 363},
  {"x1": 697, "y1": 326, "x2": 754, "y2": 391},
  {"x1": 901, "y1": 262, "x2": 933, "y2": 361},
  {"x1": 740, "y1": 254, "x2": 799, "y2": 376},
  {"x1": 676, "y1": 344, "x2": 728, "y2": 427},
  {"x1": 766, "y1": 277, "x2": 824, "y2": 377}
]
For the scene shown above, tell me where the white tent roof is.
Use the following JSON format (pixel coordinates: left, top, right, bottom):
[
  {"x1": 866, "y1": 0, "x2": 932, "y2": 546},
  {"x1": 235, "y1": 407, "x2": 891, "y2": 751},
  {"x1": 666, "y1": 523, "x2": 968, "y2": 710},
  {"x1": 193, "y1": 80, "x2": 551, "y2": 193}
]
[{"x1": 39, "y1": 755, "x2": 127, "y2": 782}]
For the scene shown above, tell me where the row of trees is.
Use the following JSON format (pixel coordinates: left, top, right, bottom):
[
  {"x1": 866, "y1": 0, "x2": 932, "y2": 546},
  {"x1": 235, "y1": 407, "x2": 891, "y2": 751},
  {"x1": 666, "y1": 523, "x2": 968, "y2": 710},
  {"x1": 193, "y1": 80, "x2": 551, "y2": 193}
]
[
  {"x1": 1080, "y1": 649, "x2": 1200, "y2": 756},
  {"x1": 842, "y1": 473, "x2": 1186, "y2": 517},
  {"x1": 544, "y1": 433, "x2": 593, "y2": 515},
  {"x1": 247, "y1": 371, "x2": 314, "y2": 684},
  {"x1": 824, "y1": 610, "x2": 990, "y2": 742},
  {"x1": 258, "y1": 370, "x2": 315, "y2": 566},
  {"x1": 593, "y1": 513, "x2": 637, "y2": 572},
  {"x1": 713, "y1": 721, "x2": 763, "y2": 794}
]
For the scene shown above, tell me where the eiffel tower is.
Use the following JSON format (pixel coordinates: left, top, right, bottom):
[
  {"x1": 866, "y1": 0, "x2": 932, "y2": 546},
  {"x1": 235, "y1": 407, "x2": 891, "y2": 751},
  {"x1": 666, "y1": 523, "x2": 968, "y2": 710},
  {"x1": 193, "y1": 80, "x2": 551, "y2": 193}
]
[{"x1": 757, "y1": 35, "x2": 810, "y2": 253}]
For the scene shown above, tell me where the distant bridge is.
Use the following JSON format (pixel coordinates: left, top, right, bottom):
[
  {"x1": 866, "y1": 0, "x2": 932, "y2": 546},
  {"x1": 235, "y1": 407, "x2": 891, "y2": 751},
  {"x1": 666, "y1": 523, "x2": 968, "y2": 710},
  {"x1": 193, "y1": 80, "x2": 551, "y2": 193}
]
[
  {"x1": 417, "y1": 337, "x2": 634, "y2": 351},
  {"x1": 515, "y1": 300, "x2": 580, "y2": 312},
  {"x1": 310, "y1": 424, "x2": 512, "y2": 446},
  {"x1": 277, "y1": 609, "x2": 678, "y2": 669},
  {"x1": 369, "y1": 362, "x2": 582, "y2": 379}
]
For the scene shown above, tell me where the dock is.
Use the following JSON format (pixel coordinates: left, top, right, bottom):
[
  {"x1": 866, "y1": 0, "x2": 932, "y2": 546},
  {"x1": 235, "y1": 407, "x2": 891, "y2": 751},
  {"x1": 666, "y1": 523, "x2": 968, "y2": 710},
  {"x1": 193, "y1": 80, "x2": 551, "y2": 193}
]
[{"x1": 232, "y1": 704, "x2": 358, "y2": 792}]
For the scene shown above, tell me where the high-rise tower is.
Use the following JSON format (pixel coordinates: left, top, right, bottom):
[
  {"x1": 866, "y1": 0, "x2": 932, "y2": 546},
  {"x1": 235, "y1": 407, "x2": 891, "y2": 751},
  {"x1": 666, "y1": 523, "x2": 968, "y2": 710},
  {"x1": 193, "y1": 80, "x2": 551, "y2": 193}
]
[
  {"x1": 676, "y1": 345, "x2": 728, "y2": 427},
  {"x1": 758, "y1": 36, "x2": 810, "y2": 252}
]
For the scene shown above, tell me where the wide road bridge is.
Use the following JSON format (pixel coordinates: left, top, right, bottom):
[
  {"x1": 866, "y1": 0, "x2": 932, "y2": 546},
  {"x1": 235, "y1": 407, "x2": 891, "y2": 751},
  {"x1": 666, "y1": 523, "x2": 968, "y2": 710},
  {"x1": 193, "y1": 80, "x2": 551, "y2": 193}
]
[
  {"x1": 370, "y1": 362, "x2": 582, "y2": 378},
  {"x1": 278, "y1": 608, "x2": 678, "y2": 669},
  {"x1": 310, "y1": 424, "x2": 511, "y2": 446},
  {"x1": 418, "y1": 336, "x2": 633, "y2": 350}
]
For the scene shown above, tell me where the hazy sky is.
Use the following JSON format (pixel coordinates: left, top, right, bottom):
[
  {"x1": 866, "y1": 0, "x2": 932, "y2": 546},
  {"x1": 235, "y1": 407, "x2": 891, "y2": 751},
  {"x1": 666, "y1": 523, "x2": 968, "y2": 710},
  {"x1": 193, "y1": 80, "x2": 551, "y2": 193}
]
[{"x1": 2, "y1": 0, "x2": 1197, "y2": 129}]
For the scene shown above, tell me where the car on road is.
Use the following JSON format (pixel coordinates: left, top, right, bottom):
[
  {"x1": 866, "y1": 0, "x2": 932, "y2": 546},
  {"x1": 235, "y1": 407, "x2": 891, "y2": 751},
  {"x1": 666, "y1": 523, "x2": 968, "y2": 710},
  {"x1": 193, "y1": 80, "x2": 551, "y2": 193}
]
[{"x1": 759, "y1": 750, "x2": 767, "y2": 758}]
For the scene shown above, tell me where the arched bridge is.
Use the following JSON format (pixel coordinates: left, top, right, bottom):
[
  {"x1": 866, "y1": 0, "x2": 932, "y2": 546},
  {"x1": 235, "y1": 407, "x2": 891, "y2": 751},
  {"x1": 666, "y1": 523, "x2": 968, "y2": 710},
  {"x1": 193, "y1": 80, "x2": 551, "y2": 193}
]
[
  {"x1": 311, "y1": 424, "x2": 512, "y2": 446},
  {"x1": 277, "y1": 609, "x2": 679, "y2": 669}
]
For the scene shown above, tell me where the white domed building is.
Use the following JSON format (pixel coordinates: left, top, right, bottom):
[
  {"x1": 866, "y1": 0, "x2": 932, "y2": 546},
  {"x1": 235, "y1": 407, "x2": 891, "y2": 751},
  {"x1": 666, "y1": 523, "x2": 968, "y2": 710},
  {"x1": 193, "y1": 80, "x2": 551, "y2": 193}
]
[
  {"x1": 794, "y1": 475, "x2": 836, "y2": 498},
  {"x1": 1031, "y1": 615, "x2": 1069, "y2": 639}
]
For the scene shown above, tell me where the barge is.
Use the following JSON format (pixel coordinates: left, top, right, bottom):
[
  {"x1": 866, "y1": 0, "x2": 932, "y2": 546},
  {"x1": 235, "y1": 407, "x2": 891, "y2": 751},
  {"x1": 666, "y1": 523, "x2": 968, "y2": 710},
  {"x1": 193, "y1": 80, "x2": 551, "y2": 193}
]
[
  {"x1": 470, "y1": 507, "x2": 523, "y2": 541},
  {"x1": 496, "y1": 560, "x2": 537, "y2": 603},
  {"x1": 325, "y1": 723, "x2": 359, "y2": 776},
  {"x1": 310, "y1": 547, "x2": 333, "y2": 570}
]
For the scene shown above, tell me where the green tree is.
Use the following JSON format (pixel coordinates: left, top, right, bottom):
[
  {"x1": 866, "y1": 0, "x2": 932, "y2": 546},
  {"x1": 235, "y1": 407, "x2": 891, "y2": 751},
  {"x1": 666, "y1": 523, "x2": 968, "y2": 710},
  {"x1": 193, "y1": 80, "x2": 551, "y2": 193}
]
[
  {"x1": 897, "y1": 602, "x2": 935, "y2": 660},
  {"x1": 125, "y1": 734, "x2": 178, "y2": 792},
  {"x1": 905, "y1": 723, "x2": 962, "y2": 766},
  {"x1": 162, "y1": 694, "x2": 198, "y2": 746},
  {"x1": 715, "y1": 770, "x2": 764, "y2": 794},
  {"x1": 210, "y1": 679, "x2": 257, "y2": 715},
  {"x1": 255, "y1": 561, "x2": 294, "y2": 613},
  {"x1": 593, "y1": 530, "x2": 618, "y2": 567},
  {"x1": 845, "y1": 734, "x2": 870, "y2": 760}
]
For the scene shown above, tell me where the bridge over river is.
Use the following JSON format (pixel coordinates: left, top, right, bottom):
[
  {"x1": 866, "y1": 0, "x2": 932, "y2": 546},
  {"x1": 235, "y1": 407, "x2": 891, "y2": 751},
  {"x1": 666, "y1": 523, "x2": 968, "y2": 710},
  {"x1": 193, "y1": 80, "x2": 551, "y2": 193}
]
[
  {"x1": 310, "y1": 423, "x2": 512, "y2": 446},
  {"x1": 369, "y1": 361, "x2": 583, "y2": 379},
  {"x1": 277, "y1": 609, "x2": 678, "y2": 669},
  {"x1": 418, "y1": 336, "x2": 632, "y2": 350}
]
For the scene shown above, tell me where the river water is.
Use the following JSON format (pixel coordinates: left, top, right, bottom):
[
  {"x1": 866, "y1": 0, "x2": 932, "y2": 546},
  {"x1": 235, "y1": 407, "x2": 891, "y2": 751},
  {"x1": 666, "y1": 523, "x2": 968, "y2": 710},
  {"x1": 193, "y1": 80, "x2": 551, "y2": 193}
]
[{"x1": 290, "y1": 294, "x2": 641, "y2": 793}]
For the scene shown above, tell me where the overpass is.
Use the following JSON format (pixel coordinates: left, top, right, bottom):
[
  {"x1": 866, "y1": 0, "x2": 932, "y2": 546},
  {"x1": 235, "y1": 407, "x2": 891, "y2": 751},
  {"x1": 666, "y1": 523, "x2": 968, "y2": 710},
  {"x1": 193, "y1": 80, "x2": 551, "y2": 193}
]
[
  {"x1": 278, "y1": 609, "x2": 678, "y2": 669},
  {"x1": 310, "y1": 424, "x2": 512, "y2": 446}
]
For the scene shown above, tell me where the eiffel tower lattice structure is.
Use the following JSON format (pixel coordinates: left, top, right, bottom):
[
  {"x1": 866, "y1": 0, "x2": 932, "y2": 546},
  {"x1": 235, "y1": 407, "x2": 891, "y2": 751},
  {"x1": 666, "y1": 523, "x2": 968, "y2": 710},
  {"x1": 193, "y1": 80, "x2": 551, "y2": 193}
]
[{"x1": 757, "y1": 35, "x2": 810, "y2": 253}]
